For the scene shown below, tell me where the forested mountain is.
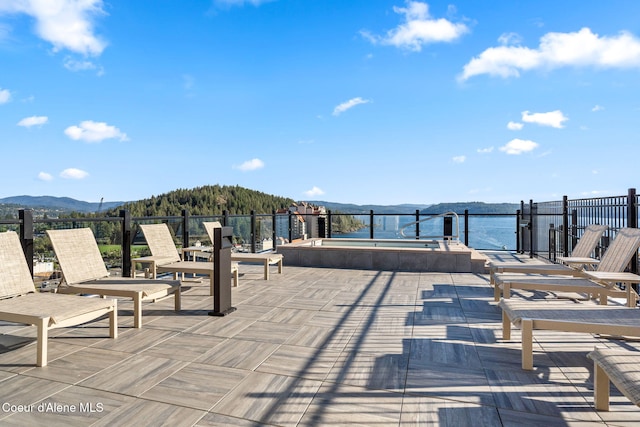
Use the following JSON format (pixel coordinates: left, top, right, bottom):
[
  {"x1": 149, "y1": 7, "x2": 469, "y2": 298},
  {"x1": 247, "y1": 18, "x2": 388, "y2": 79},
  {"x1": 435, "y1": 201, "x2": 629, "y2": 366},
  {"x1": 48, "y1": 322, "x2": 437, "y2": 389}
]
[
  {"x1": 0, "y1": 196, "x2": 123, "y2": 213},
  {"x1": 422, "y1": 202, "x2": 519, "y2": 215},
  {"x1": 105, "y1": 185, "x2": 296, "y2": 217}
]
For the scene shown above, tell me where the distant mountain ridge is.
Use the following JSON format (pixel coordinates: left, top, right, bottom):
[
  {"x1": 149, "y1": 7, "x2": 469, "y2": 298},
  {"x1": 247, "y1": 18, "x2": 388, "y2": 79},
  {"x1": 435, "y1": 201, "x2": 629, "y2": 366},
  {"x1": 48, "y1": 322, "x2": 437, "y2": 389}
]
[
  {"x1": 422, "y1": 202, "x2": 519, "y2": 214},
  {"x1": 306, "y1": 201, "x2": 431, "y2": 214},
  {"x1": 0, "y1": 192, "x2": 519, "y2": 216},
  {"x1": 0, "y1": 196, "x2": 125, "y2": 213}
]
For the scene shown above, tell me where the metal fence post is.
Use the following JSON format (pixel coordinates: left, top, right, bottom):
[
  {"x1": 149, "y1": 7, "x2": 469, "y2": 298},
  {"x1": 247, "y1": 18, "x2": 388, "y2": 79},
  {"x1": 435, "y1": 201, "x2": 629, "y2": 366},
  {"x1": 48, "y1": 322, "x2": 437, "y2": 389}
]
[
  {"x1": 464, "y1": 209, "x2": 469, "y2": 246},
  {"x1": 516, "y1": 209, "x2": 521, "y2": 253},
  {"x1": 288, "y1": 211, "x2": 294, "y2": 242},
  {"x1": 369, "y1": 210, "x2": 374, "y2": 239},
  {"x1": 548, "y1": 224, "x2": 555, "y2": 261},
  {"x1": 571, "y1": 209, "x2": 578, "y2": 252},
  {"x1": 120, "y1": 210, "x2": 131, "y2": 277},
  {"x1": 562, "y1": 196, "x2": 569, "y2": 257},
  {"x1": 251, "y1": 210, "x2": 256, "y2": 253},
  {"x1": 272, "y1": 209, "x2": 277, "y2": 250},
  {"x1": 415, "y1": 210, "x2": 420, "y2": 240},
  {"x1": 19, "y1": 209, "x2": 34, "y2": 276},
  {"x1": 327, "y1": 210, "x2": 332, "y2": 238},
  {"x1": 628, "y1": 188, "x2": 637, "y2": 274},
  {"x1": 182, "y1": 209, "x2": 190, "y2": 249},
  {"x1": 529, "y1": 199, "x2": 535, "y2": 258},
  {"x1": 222, "y1": 210, "x2": 229, "y2": 227}
]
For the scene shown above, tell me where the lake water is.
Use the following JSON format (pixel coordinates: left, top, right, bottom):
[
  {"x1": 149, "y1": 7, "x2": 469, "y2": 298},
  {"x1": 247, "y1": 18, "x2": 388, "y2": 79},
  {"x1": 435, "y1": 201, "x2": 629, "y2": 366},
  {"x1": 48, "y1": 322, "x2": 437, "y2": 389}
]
[{"x1": 334, "y1": 215, "x2": 517, "y2": 250}]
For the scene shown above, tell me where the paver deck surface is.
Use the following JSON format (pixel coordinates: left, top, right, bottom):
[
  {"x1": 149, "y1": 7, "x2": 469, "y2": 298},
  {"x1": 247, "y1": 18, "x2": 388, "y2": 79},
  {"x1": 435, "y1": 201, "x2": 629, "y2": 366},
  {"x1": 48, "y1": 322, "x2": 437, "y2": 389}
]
[{"x1": 0, "y1": 251, "x2": 639, "y2": 426}]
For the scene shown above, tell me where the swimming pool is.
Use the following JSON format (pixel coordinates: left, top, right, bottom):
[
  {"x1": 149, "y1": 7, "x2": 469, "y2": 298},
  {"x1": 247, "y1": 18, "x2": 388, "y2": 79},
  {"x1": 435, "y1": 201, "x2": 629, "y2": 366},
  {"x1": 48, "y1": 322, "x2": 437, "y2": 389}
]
[{"x1": 278, "y1": 238, "x2": 488, "y2": 273}]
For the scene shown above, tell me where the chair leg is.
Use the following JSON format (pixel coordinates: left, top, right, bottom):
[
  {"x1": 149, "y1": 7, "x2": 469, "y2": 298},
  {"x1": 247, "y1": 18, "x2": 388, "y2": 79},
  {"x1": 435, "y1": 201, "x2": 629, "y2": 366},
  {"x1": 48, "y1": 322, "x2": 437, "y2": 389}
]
[
  {"x1": 593, "y1": 362, "x2": 610, "y2": 411},
  {"x1": 175, "y1": 287, "x2": 181, "y2": 311},
  {"x1": 521, "y1": 319, "x2": 533, "y2": 370},
  {"x1": 36, "y1": 317, "x2": 49, "y2": 367},
  {"x1": 502, "y1": 311, "x2": 511, "y2": 341},
  {"x1": 133, "y1": 293, "x2": 143, "y2": 328},
  {"x1": 110, "y1": 300, "x2": 118, "y2": 339},
  {"x1": 503, "y1": 284, "x2": 511, "y2": 299}
]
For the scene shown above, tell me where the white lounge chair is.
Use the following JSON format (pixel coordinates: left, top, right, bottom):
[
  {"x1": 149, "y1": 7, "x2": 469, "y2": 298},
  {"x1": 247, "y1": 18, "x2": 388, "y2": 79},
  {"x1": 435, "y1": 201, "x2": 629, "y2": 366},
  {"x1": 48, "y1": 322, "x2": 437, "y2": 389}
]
[
  {"x1": 489, "y1": 224, "x2": 608, "y2": 284},
  {"x1": 0, "y1": 231, "x2": 117, "y2": 366},
  {"x1": 493, "y1": 227, "x2": 640, "y2": 306},
  {"x1": 203, "y1": 221, "x2": 283, "y2": 280},
  {"x1": 136, "y1": 223, "x2": 238, "y2": 292},
  {"x1": 47, "y1": 228, "x2": 181, "y2": 328},
  {"x1": 499, "y1": 298, "x2": 640, "y2": 370}
]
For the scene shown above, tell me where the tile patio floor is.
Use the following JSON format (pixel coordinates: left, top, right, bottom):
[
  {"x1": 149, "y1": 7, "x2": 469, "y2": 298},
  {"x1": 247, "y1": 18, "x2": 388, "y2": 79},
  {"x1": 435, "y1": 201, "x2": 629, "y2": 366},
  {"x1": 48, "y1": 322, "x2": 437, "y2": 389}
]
[{"x1": 1, "y1": 252, "x2": 640, "y2": 426}]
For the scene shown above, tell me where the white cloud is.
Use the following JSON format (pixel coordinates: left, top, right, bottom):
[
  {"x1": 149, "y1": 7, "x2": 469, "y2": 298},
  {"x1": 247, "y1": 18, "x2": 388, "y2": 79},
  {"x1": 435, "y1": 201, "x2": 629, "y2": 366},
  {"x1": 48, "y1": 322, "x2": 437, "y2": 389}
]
[
  {"x1": 498, "y1": 32, "x2": 522, "y2": 46},
  {"x1": 233, "y1": 158, "x2": 265, "y2": 171},
  {"x1": 0, "y1": 88, "x2": 10, "y2": 104},
  {"x1": 592, "y1": 105, "x2": 604, "y2": 112},
  {"x1": 521, "y1": 110, "x2": 568, "y2": 128},
  {"x1": 214, "y1": 0, "x2": 275, "y2": 6},
  {"x1": 452, "y1": 155, "x2": 466, "y2": 163},
  {"x1": 333, "y1": 97, "x2": 370, "y2": 116},
  {"x1": 17, "y1": 115, "x2": 48, "y2": 127},
  {"x1": 38, "y1": 172, "x2": 53, "y2": 181},
  {"x1": 499, "y1": 138, "x2": 539, "y2": 155},
  {"x1": 477, "y1": 147, "x2": 494, "y2": 153},
  {"x1": 362, "y1": 1, "x2": 469, "y2": 51},
  {"x1": 64, "y1": 120, "x2": 128, "y2": 143},
  {"x1": 60, "y1": 168, "x2": 89, "y2": 179},
  {"x1": 64, "y1": 57, "x2": 103, "y2": 75},
  {"x1": 507, "y1": 121, "x2": 523, "y2": 130},
  {"x1": 460, "y1": 27, "x2": 640, "y2": 80},
  {"x1": 0, "y1": 0, "x2": 107, "y2": 56},
  {"x1": 304, "y1": 186, "x2": 325, "y2": 197}
]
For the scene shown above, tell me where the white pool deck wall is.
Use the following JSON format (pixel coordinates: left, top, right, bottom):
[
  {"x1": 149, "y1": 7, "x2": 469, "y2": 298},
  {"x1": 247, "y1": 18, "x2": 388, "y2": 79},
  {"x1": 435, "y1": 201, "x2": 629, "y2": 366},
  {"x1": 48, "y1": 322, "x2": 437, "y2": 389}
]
[{"x1": 278, "y1": 238, "x2": 489, "y2": 273}]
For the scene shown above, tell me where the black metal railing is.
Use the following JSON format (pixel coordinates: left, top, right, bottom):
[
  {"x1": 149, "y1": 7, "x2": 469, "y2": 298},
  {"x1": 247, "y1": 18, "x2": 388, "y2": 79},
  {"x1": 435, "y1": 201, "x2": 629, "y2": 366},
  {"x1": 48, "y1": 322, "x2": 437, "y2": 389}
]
[
  {"x1": 8, "y1": 188, "x2": 639, "y2": 279},
  {"x1": 7, "y1": 208, "x2": 521, "y2": 279},
  {"x1": 521, "y1": 188, "x2": 638, "y2": 273}
]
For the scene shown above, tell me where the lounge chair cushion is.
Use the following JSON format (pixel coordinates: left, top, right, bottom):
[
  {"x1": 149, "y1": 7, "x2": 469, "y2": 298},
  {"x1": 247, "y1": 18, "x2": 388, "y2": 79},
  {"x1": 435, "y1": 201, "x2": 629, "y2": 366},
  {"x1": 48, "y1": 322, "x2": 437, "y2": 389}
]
[
  {"x1": 0, "y1": 232, "x2": 37, "y2": 298},
  {"x1": 0, "y1": 293, "x2": 114, "y2": 327},
  {"x1": 138, "y1": 224, "x2": 182, "y2": 263},
  {"x1": 499, "y1": 299, "x2": 640, "y2": 329},
  {"x1": 47, "y1": 228, "x2": 109, "y2": 284}
]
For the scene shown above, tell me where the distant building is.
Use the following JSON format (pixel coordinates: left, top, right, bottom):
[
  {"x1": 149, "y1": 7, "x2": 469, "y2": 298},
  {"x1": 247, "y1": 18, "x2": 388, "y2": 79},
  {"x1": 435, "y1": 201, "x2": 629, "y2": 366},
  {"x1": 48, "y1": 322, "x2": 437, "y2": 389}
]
[
  {"x1": 276, "y1": 202, "x2": 328, "y2": 242},
  {"x1": 291, "y1": 202, "x2": 327, "y2": 239}
]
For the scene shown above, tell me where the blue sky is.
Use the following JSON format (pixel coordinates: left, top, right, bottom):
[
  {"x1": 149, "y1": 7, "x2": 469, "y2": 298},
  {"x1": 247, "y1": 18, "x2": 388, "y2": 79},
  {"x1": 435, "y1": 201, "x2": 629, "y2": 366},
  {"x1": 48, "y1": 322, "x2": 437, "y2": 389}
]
[{"x1": 2, "y1": 1, "x2": 640, "y2": 205}]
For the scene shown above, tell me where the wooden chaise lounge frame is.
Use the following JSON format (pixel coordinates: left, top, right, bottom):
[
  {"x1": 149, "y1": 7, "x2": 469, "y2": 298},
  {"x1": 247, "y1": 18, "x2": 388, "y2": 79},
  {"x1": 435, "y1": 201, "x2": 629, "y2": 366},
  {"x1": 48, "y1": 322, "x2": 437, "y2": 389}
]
[
  {"x1": 203, "y1": 221, "x2": 284, "y2": 280},
  {"x1": 0, "y1": 231, "x2": 117, "y2": 366},
  {"x1": 588, "y1": 347, "x2": 640, "y2": 411},
  {"x1": 136, "y1": 223, "x2": 238, "y2": 293},
  {"x1": 47, "y1": 228, "x2": 181, "y2": 328},
  {"x1": 499, "y1": 298, "x2": 640, "y2": 370},
  {"x1": 489, "y1": 224, "x2": 608, "y2": 283},
  {"x1": 492, "y1": 227, "x2": 640, "y2": 306}
]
